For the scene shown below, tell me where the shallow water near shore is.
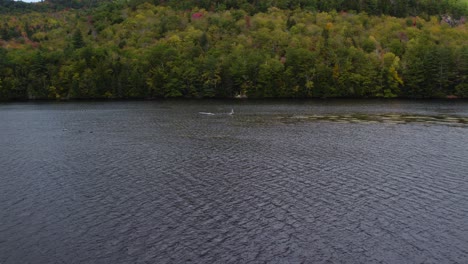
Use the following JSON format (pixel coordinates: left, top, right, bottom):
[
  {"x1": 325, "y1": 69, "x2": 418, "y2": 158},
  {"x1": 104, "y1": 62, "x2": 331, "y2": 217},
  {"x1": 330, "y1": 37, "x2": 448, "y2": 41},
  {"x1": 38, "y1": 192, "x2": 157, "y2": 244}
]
[{"x1": 1, "y1": 99, "x2": 468, "y2": 263}]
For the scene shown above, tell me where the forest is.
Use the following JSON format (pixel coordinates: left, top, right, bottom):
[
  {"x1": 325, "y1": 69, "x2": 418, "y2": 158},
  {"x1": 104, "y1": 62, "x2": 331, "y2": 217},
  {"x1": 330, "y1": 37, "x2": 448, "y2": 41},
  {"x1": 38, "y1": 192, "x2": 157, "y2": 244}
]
[{"x1": 0, "y1": 0, "x2": 467, "y2": 100}]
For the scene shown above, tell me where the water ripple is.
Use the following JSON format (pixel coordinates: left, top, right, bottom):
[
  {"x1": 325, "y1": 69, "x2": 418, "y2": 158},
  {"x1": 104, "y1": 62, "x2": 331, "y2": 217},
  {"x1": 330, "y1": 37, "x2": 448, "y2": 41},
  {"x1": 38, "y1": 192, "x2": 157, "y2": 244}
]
[{"x1": 1, "y1": 101, "x2": 468, "y2": 263}]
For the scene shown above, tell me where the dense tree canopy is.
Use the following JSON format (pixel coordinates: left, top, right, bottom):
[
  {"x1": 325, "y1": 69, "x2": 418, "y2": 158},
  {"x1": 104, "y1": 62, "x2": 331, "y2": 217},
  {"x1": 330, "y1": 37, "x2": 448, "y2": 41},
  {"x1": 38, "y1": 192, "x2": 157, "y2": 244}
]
[
  {"x1": 2, "y1": 0, "x2": 468, "y2": 16},
  {"x1": 0, "y1": 0, "x2": 467, "y2": 100}
]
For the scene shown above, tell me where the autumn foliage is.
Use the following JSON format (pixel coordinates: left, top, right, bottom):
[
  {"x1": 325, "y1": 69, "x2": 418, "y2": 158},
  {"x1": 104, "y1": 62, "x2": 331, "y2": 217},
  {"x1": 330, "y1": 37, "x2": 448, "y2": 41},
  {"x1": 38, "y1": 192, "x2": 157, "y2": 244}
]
[{"x1": 0, "y1": 0, "x2": 467, "y2": 100}]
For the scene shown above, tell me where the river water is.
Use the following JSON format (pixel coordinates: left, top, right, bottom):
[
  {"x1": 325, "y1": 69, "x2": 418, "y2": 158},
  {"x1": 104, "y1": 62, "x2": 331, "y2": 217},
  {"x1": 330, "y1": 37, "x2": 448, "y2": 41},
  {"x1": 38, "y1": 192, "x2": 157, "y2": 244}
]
[{"x1": 1, "y1": 100, "x2": 468, "y2": 263}]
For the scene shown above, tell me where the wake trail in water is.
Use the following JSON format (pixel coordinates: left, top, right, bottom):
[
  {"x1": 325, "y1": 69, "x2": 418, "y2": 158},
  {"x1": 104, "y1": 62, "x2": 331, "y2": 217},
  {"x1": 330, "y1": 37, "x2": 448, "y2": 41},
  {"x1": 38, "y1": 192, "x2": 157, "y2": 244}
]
[{"x1": 199, "y1": 109, "x2": 234, "y2": 116}]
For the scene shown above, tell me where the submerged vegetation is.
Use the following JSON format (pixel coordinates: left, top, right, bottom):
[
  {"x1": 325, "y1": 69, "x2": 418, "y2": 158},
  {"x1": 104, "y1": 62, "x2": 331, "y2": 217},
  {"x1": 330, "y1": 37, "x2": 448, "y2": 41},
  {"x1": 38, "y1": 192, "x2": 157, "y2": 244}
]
[
  {"x1": 281, "y1": 113, "x2": 468, "y2": 126},
  {"x1": 0, "y1": 0, "x2": 467, "y2": 100}
]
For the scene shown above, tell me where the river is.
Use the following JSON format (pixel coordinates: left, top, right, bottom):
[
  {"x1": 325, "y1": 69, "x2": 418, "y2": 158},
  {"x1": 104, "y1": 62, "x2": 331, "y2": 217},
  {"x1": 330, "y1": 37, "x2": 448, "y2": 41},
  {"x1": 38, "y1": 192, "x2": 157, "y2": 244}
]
[{"x1": 1, "y1": 100, "x2": 468, "y2": 263}]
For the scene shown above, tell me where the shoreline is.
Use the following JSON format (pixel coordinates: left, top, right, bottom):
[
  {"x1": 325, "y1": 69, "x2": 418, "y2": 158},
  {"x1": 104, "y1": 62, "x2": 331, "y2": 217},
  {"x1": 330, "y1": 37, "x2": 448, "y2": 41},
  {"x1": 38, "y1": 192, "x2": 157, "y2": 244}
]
[{"x1": 1, "y1": 96, "x2": 468, "y2": 103}]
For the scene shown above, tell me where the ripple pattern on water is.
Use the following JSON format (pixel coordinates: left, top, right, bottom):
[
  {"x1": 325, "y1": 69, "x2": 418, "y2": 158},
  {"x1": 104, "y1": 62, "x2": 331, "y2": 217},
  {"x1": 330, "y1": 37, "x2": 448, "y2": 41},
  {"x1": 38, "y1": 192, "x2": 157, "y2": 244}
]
[
  {"x1": 1, "y1": 101, "x2": 468, "y2": 263},
  {"x1": 283, "y1": 113, "x2": 468, "y2": 126}
]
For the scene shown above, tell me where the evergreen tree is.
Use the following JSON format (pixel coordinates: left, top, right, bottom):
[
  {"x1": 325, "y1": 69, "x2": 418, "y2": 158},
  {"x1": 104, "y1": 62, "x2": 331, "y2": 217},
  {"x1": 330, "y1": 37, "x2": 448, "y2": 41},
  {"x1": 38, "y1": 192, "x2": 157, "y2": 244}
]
[{"x1": 72, "y1": 29, "x2": 85, "y2": 49}]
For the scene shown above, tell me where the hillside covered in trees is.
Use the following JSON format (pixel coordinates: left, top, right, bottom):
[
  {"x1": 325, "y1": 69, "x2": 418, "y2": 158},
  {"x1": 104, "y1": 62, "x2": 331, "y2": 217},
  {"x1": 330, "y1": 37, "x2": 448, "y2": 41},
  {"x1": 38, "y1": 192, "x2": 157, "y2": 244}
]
[{"x1": 0, "y1": 0, "x2": 467, "y2": 100}]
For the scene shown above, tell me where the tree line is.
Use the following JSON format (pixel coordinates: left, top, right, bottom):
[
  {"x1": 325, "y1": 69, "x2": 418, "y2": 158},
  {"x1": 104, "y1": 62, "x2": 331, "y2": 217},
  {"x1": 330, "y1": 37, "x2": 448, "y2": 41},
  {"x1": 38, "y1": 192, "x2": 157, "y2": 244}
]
[
  {"x1": 0, "y1": 1, "x2": 467, "y2": 100},
  {"x1": 2, "y1": 0, "x2": 467, "y2": 17}
]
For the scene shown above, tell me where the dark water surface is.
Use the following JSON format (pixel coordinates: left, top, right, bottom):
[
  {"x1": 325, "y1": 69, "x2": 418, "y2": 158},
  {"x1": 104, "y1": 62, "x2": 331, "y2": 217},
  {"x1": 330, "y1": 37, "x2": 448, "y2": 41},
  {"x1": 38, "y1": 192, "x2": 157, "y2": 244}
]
[{"x1": 1, "y1": 100, "x2": 468, "y2": 263}]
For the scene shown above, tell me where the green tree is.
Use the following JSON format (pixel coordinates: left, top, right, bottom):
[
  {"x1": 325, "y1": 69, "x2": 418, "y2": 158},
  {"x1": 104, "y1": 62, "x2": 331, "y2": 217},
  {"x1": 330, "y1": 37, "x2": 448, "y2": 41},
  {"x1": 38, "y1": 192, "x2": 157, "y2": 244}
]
[
  {"x1": 145, "y1": 44, "x2": 183, "y2": 98},
  {"x1": 72, "y1": 29, "x2": 85, "y2": 49},
  {"x1": 378, "y1": 52, "x2": 403, "y2": 98}
]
